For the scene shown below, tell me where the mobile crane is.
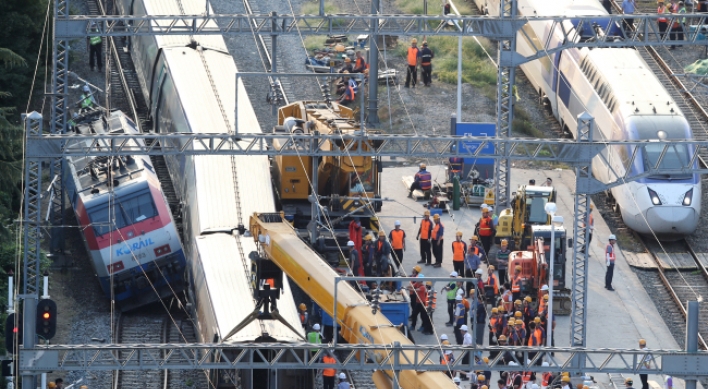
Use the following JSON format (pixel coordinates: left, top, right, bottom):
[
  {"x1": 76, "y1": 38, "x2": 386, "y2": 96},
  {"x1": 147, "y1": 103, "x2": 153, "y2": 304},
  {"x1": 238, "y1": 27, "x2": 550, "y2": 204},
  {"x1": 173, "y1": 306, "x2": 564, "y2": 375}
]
[{"x1": 249, "y1": 212, "x2": 457, "y2": 389}]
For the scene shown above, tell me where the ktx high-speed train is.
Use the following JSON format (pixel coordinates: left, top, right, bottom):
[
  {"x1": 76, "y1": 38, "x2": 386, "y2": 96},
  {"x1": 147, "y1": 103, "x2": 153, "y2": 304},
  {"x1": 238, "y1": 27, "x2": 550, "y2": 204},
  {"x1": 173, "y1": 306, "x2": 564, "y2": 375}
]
[
  {"x1": 115, "y1": 0, "x2": 309, "y2": 387},
  {"x1": 477, "y1": 0, "x2": 701, "y2": 238},
  {"x1": 64, "y1": 110, "x2": 186, "y2": 311}
]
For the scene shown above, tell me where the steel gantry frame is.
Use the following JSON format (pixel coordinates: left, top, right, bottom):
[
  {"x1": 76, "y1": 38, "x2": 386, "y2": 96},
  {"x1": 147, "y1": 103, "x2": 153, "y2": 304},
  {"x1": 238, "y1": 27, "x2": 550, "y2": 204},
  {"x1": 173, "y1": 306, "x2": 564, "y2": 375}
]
[{"x1": 22, "y1": 0, "x2": 708, "y2": 381}]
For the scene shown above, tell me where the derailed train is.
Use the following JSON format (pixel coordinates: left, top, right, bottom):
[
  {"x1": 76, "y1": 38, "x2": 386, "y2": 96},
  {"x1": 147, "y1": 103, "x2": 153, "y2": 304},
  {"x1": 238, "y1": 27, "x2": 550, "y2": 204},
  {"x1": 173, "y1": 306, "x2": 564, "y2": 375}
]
[
  {"x1": 477, "y1": 0, "x2": 701, "y2": 239},
  {"x1": 114, "y1": 0, "x2": 310, "y2": 386}
]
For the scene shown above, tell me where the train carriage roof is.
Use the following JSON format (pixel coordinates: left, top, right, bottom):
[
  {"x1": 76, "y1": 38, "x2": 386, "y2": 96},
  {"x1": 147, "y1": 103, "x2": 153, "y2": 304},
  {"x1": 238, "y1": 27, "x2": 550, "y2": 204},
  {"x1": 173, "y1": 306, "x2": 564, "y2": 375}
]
[{"x1": 143, "y1": 0, "x2": 228, "y2": 51}]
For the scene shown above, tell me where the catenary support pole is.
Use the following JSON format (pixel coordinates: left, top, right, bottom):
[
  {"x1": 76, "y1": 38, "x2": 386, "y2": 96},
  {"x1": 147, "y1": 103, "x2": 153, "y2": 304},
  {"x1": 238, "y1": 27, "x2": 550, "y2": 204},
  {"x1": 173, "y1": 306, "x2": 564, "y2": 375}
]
[
  {"x1": 271, "y1": 11, "x2": 278, "y2": 116},
  {"x1": 685, "y1": 300, "x2": 699, "y2": 389},
  {"x1": 367, "y1": 0, "x2": 380, "y2": 126},
  {"x1": 21, "y1": 297, "x2": 37, "y2": 389}
]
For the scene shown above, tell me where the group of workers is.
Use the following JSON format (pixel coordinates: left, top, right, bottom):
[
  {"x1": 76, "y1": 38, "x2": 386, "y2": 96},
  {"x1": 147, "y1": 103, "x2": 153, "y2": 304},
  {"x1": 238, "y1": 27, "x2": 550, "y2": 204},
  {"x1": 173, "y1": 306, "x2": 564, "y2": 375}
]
[
  {"x1": 405, "y1": 38, "x2": 435, "y2": 88},
  {"x1": 336, "y1": 51, "x2": 368, "y2": 105}
]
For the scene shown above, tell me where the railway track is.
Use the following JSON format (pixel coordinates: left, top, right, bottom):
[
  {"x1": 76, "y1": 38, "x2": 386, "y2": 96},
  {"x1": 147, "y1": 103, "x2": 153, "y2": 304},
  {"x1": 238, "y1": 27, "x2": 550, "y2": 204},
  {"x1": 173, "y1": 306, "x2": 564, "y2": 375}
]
[{"x1": 113, "y1": 313, "x2": 167, "y2": 389}]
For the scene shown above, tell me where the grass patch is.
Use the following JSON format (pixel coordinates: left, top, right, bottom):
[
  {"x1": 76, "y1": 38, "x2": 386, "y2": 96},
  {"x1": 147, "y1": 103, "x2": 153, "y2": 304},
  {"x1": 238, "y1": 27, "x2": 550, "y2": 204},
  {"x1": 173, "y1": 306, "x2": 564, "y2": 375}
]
[
  {"x1": 512, "y1": 107, "x2": 544, "y2": 137},
  {"x1": 429, "y1": 36, "x2": 497, "y2": 87},
  {"x1": 300, "y1": 2, "x2": 346, "y2": 27},
  {"x1": 395, "y1": 0, "x2": 475, "y2": 15},
  {"x1": 303, "y1": 36, "x2": 327, "y2": 52}
]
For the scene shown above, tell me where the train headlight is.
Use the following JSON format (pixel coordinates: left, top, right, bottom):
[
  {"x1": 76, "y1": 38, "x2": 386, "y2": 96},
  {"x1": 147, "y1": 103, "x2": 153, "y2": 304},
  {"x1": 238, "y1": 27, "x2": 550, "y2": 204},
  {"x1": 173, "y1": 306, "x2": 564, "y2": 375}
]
[
  {"x1": 647, "y1": 188, "x2": 662, "y2": 205},
  {"x1": 683, "y1": 188, "x2": 693, "y2": 206}
]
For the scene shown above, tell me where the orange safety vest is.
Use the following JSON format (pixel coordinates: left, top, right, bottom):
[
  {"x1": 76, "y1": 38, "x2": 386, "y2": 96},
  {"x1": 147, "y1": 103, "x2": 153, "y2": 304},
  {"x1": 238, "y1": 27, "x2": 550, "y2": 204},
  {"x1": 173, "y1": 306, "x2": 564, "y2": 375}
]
[
  {"x1": 539, "y1": 297, "x2": 546, "y2": 313},
  {"x1": 670, "y1": 3, "x2": 681, "y2": 28},
  {"x1": 658, "y1": 5, "x2": 668, "y2": 22},
  {"x1": 407, "y1": 46, "x2": 419, "y2": 66},
  {"x1": 542, "y1": 372, "x2": 552, "y2": 386},
  {"x1": 432, "y1": 222, "x2": 444, "y2": 241},
  {"x1": 428, "y1": 290, "x2": 437, "y2": 309},
  {"x1": 462, "y1": 297, "x2": 470, "y2": 312},
  {"x1": 452, "y1": 241, "x2": 466, "y2": 261},
  {"x1": 489, "y1": 316, "x2": 500, "y2": 334},
  {"x1": 522, "y1": 372, "x2": 533, "y2": 383},
  {"x1": 511, "y1": 275, "x2": 521, "y2": 293},
  {"x1": 527, "y1": 328, "x2": 543, "y2": 346},
  {"x1": 355, "y1": 57, "x2": 366, "y2": 69},
  {"x1": 486, "y1": 273, "x2": 499, "y2": 295},
  {"x1": 299, "y1": 312, "x2": 307, "y2": 325},
  {"x1": 502, "y1": 290, "x2": 513, "y2": 312},
  {"x1": 390, "y1": 229, "x2": 405, "y2": 250},
  {"x1": 478, "y1": 216, "x2": 494, "y2": 237},
  {"x1": 420, "y1": 219, "x2": 432, "y2": 240},
  {"x1": 323, "y1": 355, "x2": 336, "y2": 376},
  {"x1": 344, "y1": 85, "x2": 355, "y2": 101}
]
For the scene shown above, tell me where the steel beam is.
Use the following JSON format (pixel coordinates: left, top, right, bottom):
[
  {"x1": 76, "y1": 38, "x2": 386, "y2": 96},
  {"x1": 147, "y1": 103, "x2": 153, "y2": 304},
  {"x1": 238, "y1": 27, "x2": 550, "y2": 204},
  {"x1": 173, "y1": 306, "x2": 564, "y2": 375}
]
[
  {"x1": 570, "y1": 113, "x2": 594, "y2": 349},
  {"x1": 18, "y1": 343, "x2": 708, "y2": 375},
  {"x1": 22, "y1": 113, "x2": 44, "y2": 296},
  {"x1": 494, "y1": 0, "x2": 517, "y2": 210}
]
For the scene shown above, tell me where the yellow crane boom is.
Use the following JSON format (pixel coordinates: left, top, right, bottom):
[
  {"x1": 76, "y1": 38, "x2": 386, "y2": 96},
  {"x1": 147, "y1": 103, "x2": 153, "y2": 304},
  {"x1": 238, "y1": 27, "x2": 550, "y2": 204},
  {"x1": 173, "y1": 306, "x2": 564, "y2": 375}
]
[{"x1": 249, "y1": 212, "x2": 457, "y2": 389}]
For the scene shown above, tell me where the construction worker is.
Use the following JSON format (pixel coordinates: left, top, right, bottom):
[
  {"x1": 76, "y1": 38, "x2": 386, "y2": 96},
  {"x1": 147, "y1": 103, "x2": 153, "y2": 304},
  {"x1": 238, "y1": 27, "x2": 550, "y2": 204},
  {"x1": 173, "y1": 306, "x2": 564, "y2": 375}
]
[
  {"x1": 497, "y1": 239, "x2": 511, "y2": 284},
  {"x1": 539, "y1": 297, "x2": 555, "y2": 347},
  {"x1": 448, "y1": 155, "x2": 464, "y2": 182},
  {"x1": 308, "y1": 324, "x2": 322, "y2": 356},
  {"x1": 322, "y1": 351, "x2": 337, "y2": 389},
  {"x1": 412, "y1": 275, "x2": 429, "y2": 332},
  {"x1": 299, "y1": 303, "x2": 309, "y2": 329},
  {"x1": 79, "y1": 85, "x2": 96, "y2": 112},
  {"x1": 477, "y1": 374, "x2": 489, "y2": 389},
  {"x1": 507, "y1": 368, "x2": 523, "y2": 389},
  {"x1": 339, "y1": 57, "x2": 354, "y2": 73},
  {"x1": 87, "y1": 22, "x2": 103, "y2": 72},
  {"x1": 488, "y1": 307, "x2": 503, "y2": 345},
  {"x1": 440, "y1": 339, "x2": 455, "y2": 378},
  {"x1": 55, "y1": 379, "x2": 64, "y2": 389},
  {"x1": 362, "y1": 234, "x2": 375, "y2": 278},
  {"x1": 346, "y1": 241, "x2": 360, "y2": 282},
  {"x1": 431, "y1": 214, "x2": 445, "y2": 267},
  {"x1": 48, "y1": 383, "x2": 56, "y2": 389},
  {"x1": 541, "y1": 177, "x2": 553, "y2": 187},
  {"x1": 639, "y1": 339, "x2": 652, "y2": 389},
  {"x1": 460, "y1": 325, "x2": 473, "y2": 380},
  {"x1": 501, "y1": 283, "x2": 513, "y2": 312},
  {"x1": 465, "y1": 236, "x2": 484, "y2": 294},
  {"x1": 338, "y1": 372, "x2": 350, "y2": 389},
  {"x1": 477, "y1": 206, "x2": 495, "y2": 257},
  {"x1": 454, "y1": 376, "x2": 463, "y2": 389},
  {"x1": 605, "y1": 234, "x2": 617, "y2": 291},
  {"x1": 581, "y1": 204, "x2": 594, "y2": 253},
  {"x1": 352, "y1": 51, "x2": 367, "y2": 73},
  {"x1": 511, "y1": 266, "x2": 522, "y2": 301},
  {"x1": 452, "y1": 231, "x2": 467, "y2": 275},
  {"x1": 423, "y1": 281, "x2": 436, "y2": 334},
  {"x1": 419, "y1": 41, "x2": 435, "y2": 86},
  {"x1": 453, "y1": 294, "x2": 466, "y2": 344},
  {"x1": 417, "y1": 209, "x2": 433, "y2": 265},
  {"x1": 338, "y1": 74, "x2": 356, "y2": 106},
  {"x1": 443, "y1": 271, "x2": 460, "y2": 326},
  {"x1": 486, "y1": 265, "x2": 500, "y2": 301},
  {"x1": 538, "y1": 285, "x2": 549, "y2": 313},
  {"x1": 375, "y1": 230, "x2": 392, "y2": 277},
  {"x1": 472, "y1": 291, "x2": 487, "y2": 345},
  {"x1": 389, "y1": 220, "x2": 406, "y2": 268},
  {"x1": 511, "y1": 318, "x2": 526, "y2": 346},
  {"x1": 409, "y1": 163, "x2": 432, "y2": 197},
  {"x1": 522, "y1": 296, "x2": 536, "y2": 329},
  {"x1": 474, "y1": 268, "x2": 485, "y2": 296},
  {"x1": 407, "y1": 265, "x2": 422, "y2": 321},
  {"x1": 624, "y1": 378, "x2": 635, "y2": 389},
  {"x1": 404, "y1": 38, "x2": 420, "y2": 88},
  {"x1": 348, "y1": 218, "x2": 363, "y2": 275}
]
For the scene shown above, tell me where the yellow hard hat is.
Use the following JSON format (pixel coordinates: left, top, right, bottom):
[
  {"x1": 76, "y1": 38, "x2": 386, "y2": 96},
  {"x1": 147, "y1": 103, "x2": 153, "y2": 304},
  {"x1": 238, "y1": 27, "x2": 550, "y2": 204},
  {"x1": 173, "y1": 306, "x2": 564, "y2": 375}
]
[
  {"x1": 412, "y1": 38, "x2": 418, "y2": 44},
  {"x1": 590, "y1": 204, "x2": 595, "y2": 210},
  {"x1": 562, "y1": 376, "x2": 571, "y2": 383},
  {"x1": 378, "y1": 230, "x2": 386, "y2": 236},
  {"x1": 424, "y1": 210, "x2": 431, "y2": 216},
  {"x1": 534, "y1": 317, "x2": 541, "y2": 323},
  {"x1": 469, "y1": 288, "x2": 475, "y2": 294},
  {"x1": 543, "y1": 294, "x2": 549, "y2": 300},
  {"x1": 80, "y1": 386, "x2": 88, "y2": 389},
  {"x1": 481, "y1": 386, "x2": 488, "y2": 389},
  {"x1": 442, "y1": 340, "x2": 451, "y2": 346},
  {"x1": 625, "y1": 378, "x2": 633, "y2": 386},
  {"x1": 364, "y1": 234, "x2": 373, "y2": 241},
  {"x1": 514, "y1": 299, "x2": 522, "y2": 305},
  {"x1": 584, "y1": 386, "x2": 590, "y2": 389},
  {"x1": 419, "y1": 162, "x2": 425, "y2": 168},
  {"x1": 508, "y1": 318, "x2": 515, "y2": 325},
  {"x1": 426, "y1": 281, "x2": 433, "y2": 286},
  {"x1": 491, "y1": 307, "x2": 498, "y2": 313},
  {"x1": 478, "y1": 375, "x2": 486, "y2": 382},
  {"x1": 488, "y1": 265, "x2": 495, "y2": 271},
  {"x1": 498, "y1": 305, "x2": 506, "y2": 312},
  {"x1": 456, "y1": 231, "x2": 463, "y2": 237},
  {"x1": 524, "y1": 296, "x2": 532, "y2": 302},
  {"x1": 562, "y1": 372, "x2": 570, "y2": 377},
  {"x1": 48, "y1": 384, "x2": 56, "y2": 389},
  {"x1": 483, "y1": 357, "x2": 489, "y2": 363},
  {"x1": 498, "y1": 335, "x2": 507, "y2": 341},
  {"x1": 471, "y1": 235, "x2": 479, "y2": 240},
  {"x1": 299, "y1": 303, "x2": 307, "y2": 311},
  {"x1": 515, "y1": 265, "x2": 522, "y2": 271},
  {"x1": 514, "y1": 311, "x2": 522, "y2": 318},
  {"x1": 413, "y1": 265, "x2": 422, "y2": 273},
  {"x1": 639, "y1": 338, "x2": 647, "y2": 346},
  {"x1": 433, "y1": 214, "x2": 440, "y2": 219},
  {"x1": 501, "y1": 239, "x2": 508, "y2": 245}
]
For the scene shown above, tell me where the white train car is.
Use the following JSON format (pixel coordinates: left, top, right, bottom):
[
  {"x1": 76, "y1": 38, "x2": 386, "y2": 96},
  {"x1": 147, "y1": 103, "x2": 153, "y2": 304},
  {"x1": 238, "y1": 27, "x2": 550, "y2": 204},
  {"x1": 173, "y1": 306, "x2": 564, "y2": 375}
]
[
  {"x1": 476, "y1": 0, "x2": 701, "y2": 238},
  {"x1": 115, "y1": 0, "x2": 311, "y2": 386}
]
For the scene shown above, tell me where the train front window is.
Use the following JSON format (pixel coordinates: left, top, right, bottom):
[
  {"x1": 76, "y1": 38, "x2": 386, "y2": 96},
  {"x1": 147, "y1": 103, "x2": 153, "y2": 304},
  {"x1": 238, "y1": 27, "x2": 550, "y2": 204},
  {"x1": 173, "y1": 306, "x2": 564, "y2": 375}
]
[
  {"x1": 642, "y1": 143, "x2": 692, "y2": 180},
  {"x1": 88, "y1": 189, "x2": 158, "y2": 236}
]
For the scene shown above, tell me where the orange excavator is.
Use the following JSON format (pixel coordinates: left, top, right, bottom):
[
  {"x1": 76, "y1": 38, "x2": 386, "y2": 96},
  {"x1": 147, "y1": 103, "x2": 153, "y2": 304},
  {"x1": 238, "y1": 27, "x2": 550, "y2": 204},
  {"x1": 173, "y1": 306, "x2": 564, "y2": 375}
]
[{"x1": 249, "y1": 212, "x2": 457, "y2": 389}]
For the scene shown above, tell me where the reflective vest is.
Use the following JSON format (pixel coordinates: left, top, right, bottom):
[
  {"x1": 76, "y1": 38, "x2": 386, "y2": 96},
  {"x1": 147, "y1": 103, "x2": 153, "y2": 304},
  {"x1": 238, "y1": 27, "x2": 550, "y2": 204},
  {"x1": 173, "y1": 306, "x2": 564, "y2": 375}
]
[
  {"x1": 489, "y1": 316, "x2": 501, "y2": 334},
  {"x1": 344, "y1": 85, "x2": 355, "y2": 101},
  {"x1": 507, "y1": 372, "x2": 521, "y2": 388},
  {"x1": 427, "y1": 289, "x2": 437, "y2": 310},
  {"x1": 502, "y1": 290, "x2": 513, "y2": 312},
  {"x1": 90, "y1": 35, "x2": 102, "y2": 45},
  {"x1": 486, "y1": 273, "x2": 499, "y2": 295},
  {"x1": 522, "y1": 372, "x2": 533, "y2": 383},
  {"x1": 478, "y1": 216, "x2": 494, "y2": 237},
  {"x1": 419, "y1": 219, "x2": 432, "y2": 240},
  {"x1": 658, "y1": 5, "x2": 668, "y2": 22},
  {"x1": 432, "y1": 222, "x2": 444, "y2": 241},
  {"x1": 390, "y1": 229, "x2": 405, "y2": 250},
  {"x1": 539, "y1": 297, "x2": 546, "y2": 313},
  {"x1": 606, "y1": 244, "x2": 616, "y2": 263},
  {"x1": 445, "y1": 282, "x2": 458, "y2": 299},
  {"x1": 307, "y1": 331, "x2": 322, "y2": 352},
  {"x1": 355, "y1": 57, "x2": 366, "y2": 70},
  {"x1": 452, "y1": 241, "x2": 466, "y2": 261},
  {"x1": 542, "y1": 373, "x2": 552, "y2": 386},
  {"x1": 511, "y1": 275, "x2": 521, "y2": 293},
  {"x1": 528, "y1": 328, "x2": 543, "y2": 346},
  {"x1": 415, "y1": 170, "x2": 432, "y2": 190},
  {"x1": 407, "y1": 46, "x2": 419, "y2": 66},
  {"x1": 449, "y1": 157, "x2": 463, "y2": 173},
  {"x1": 416, "y1": 284, "x2": 428, "y2": 305},
  {"x1": 80, "y1": 94, "x2": 94, "y2": 109},
  {"x1": 322, "y1": 355, "x2": 336, "y2": 376},
  {"x1": 299, "y1": 312, "x2": 308, "y2": 326}
]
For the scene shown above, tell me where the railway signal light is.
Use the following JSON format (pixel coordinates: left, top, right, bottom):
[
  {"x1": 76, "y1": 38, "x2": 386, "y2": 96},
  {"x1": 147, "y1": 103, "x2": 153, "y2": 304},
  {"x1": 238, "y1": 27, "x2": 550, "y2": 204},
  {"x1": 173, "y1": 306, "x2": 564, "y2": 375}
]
[
  {"x1": 36, "y1": 299, "x2": 57, "y2": 340},
  {"x1": 4, "y1": 313, "x2": 22, "y2": 354}
]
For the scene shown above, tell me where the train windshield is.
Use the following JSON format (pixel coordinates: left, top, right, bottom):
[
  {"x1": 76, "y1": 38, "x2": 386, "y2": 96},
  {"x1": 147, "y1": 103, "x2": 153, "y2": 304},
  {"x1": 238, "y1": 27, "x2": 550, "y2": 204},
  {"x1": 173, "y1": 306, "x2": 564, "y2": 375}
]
[
  {"x1": 88, "y1": 188, "x2": 158, "y2": 236},
  {"x1": 642, "y1": 143, "x2": 692, "y2": 180}
]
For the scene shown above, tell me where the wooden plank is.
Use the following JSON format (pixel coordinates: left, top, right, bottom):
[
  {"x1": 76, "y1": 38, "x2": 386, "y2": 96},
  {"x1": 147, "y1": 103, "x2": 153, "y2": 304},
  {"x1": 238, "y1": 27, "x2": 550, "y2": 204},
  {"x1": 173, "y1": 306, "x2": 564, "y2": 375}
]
[
  {"x1": 624, "y1": 252, "x2": 658, "y2": 269},
  {"x1": 655, "y1": 252, "x2": 697, "y2": 270}
]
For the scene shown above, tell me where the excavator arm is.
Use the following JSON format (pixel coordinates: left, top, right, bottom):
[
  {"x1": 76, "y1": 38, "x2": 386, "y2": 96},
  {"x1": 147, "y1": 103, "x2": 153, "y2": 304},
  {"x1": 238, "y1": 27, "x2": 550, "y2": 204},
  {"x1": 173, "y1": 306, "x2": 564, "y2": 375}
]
[{"x1": 249, "y1": 212, "x2": 457, "y2": 389}]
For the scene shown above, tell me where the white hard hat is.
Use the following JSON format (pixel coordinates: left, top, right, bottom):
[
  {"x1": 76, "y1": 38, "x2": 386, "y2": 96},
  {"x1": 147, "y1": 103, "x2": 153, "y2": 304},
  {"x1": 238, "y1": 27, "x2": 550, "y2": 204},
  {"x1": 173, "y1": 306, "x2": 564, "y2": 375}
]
[
  {"x1": 313, "y1": 324, "x2": 321, "y2": 331},
  {"x1": 457, "y1": 289, "x2": 464, "y2": 295},
  {"x1": 339, "y1": 373, "x2": 346, "y2": 380},
  {"x1": 456, "y1": 295, "x2": 463, "y2": 301},
  {"x1": 488, "y1": 206, "x2": 493, "y2": 212},
  {"x1": 450, "y1": 271, "x2": 459, "y2": 277},
  {"x1": 475, "y1": 268, "x2": 484, "y2": 275},
  {"x1": 481, "y1": 204, "x2": 489, "y2": 210},
  {"x1": 460, "y1": 325, "x2": 468, "y2": 331},
  {"x1": 441, "y1": 334, "x2": 448, "y2": 340},
  {"x1": 541, "y1": 362, "x2": 550, "y2": 367},
  {"x1": 540, "y1": 285, "x2": 549, "y2": 291},
  {"x1": 347, "y1": 240, "x2": 355, "y2": 247},
  {"x1": 508, "y1": 361, "x2": 518, "y2": 366},
  {"x1": 609, "y1": 234, "x2": 617, "y2": 240},
  {"x1": 531, "y1": 384, "x2": 540, "y2": 389},
  {"x1": 395, "y1": 220, "x2": 401, "y2": 226},
  {"x1": 454, "y1": 377, "x2": 461, "y2": 383},
  {"x1": 83, "y1": 85, "x2": 90, "y2": 93}
]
